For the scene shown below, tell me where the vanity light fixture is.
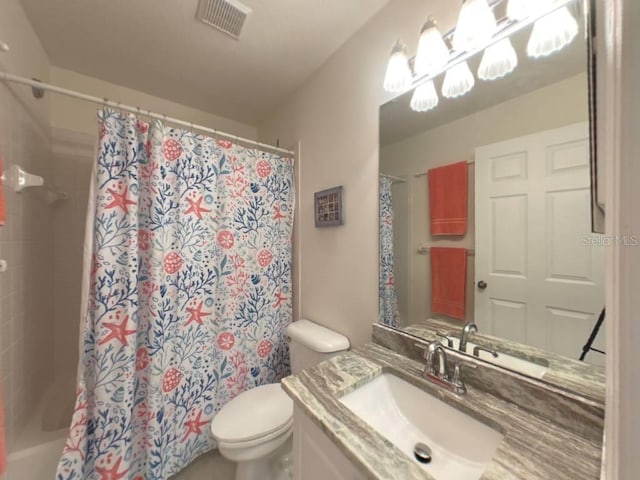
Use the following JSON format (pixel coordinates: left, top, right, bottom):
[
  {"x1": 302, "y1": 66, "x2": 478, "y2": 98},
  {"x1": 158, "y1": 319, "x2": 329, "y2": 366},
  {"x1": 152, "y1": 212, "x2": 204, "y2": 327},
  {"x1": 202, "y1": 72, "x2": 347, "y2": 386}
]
[
  {"x1": 410, "y1": 80, "x2": 439, "y2": 112},
  {"x1": 506, "y1": 0, "x2": 534, "y2": 20},
  {"x1": 414, "y1": 17, "x2": 450, "y2": 76},
  {"x1": 478, "y1": 38, "x2": 518, "y2": 80},
  {"x1": 452, "y1": 0, "x2": 497, "y2": 52},
  {"x1": 385, "y1": 0, "x2": 579, "y2": 111},
  {"x1": 383, "y1": 40, "x2": 413, "y2": 93},
  {"x1": 442, "y1": 61, "x2": 475, "y2": 98},
  {"x1": 527, "y1": 2, "x2": 579, "y2": 58}
]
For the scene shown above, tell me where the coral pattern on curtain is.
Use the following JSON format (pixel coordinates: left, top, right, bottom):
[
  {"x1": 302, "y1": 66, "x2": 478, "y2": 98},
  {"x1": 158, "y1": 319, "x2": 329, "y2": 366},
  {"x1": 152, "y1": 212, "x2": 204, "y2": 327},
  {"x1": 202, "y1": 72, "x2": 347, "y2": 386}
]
[
  {"x1": 379, "y1": 177, "x2": 400, "y2": 328},
  {"x1": 57, "y1": 110, "x2": 294, "y2": 479}
]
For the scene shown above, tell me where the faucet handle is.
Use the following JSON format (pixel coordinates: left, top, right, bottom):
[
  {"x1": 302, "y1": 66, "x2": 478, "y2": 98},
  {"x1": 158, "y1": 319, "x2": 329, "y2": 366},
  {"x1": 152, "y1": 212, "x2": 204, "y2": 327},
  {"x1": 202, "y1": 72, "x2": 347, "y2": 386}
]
[
  {"x1": 436, "y1": 333, "x2": 454, "y2": 348},
  {"x1": 452, "y1": 362, "x2": 462, "y2": 384},
  {"x1": 472, "y1": 345, "x2": 499, "y2": 358},
  {"x1": 452, "y1": 361, "x2": 476, "y2": 381},
  {"x1": 450, "y1": 361, "x2": 475, "y2": 395}
]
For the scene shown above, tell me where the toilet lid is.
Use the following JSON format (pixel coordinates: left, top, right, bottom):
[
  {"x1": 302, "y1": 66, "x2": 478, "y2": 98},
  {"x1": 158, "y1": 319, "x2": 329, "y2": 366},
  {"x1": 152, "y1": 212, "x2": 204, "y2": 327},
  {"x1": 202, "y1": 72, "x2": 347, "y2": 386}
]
[{"x1": 211, "y1": 383, "x2": 293, "y2": 444}]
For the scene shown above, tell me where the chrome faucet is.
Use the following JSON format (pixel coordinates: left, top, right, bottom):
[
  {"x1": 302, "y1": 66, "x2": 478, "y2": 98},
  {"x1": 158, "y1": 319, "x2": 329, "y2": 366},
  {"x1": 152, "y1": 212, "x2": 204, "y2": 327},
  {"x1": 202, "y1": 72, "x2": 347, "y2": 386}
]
[
  {"x1": 417, "y1": 341, "x2": 469, "y2": 395},
  {"x1": 472, "y1": 345, "x2": 498, "y2": 358},
  {"x1": 424, "y1": 341, "x2": 447, "y2": 377},
  {"x1": 459, "y1": 322, "x2": 478, "y2": 353}
]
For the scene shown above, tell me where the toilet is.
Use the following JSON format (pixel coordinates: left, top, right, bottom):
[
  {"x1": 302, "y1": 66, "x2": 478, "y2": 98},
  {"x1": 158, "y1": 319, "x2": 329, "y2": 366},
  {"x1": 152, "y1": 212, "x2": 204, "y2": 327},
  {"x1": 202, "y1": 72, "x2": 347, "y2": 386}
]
[{"x1": 210, "y1": 319, "x2": 350, "y2": 480}]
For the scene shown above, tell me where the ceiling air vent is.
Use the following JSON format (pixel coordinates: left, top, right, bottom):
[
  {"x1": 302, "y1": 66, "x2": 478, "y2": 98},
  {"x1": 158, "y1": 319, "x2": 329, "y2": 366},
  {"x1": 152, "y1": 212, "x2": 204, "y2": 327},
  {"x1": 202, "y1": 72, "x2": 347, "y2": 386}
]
[{"x1": 196, "y1": 0, "x2": 252, "y2": 40}]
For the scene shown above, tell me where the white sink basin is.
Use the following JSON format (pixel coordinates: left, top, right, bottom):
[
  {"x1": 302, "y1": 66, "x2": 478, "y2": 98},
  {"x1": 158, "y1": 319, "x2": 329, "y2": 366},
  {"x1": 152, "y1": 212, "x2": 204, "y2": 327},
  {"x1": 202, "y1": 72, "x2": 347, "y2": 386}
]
[
  {"x1": 447, "y1": 338, "x2": 548, "y2": 379},
  {"x1": 339, "y1": 373, "x2": 504, "y2": 480}
]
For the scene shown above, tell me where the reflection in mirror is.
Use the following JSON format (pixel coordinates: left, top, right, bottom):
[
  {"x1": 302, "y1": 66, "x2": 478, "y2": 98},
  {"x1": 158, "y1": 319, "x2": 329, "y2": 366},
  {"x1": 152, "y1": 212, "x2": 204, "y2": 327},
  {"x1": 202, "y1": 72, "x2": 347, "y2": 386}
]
[{"x1": 378, "y1": 1, "x2": 605, "y2": 376}]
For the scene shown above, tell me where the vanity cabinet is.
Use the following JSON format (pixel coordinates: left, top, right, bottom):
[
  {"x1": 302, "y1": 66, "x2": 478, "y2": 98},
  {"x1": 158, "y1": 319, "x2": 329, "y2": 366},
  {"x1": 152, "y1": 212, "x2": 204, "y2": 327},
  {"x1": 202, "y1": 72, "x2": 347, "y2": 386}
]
[{"x1": 293, "y1": 406, "x2": 365, "y2": 480}]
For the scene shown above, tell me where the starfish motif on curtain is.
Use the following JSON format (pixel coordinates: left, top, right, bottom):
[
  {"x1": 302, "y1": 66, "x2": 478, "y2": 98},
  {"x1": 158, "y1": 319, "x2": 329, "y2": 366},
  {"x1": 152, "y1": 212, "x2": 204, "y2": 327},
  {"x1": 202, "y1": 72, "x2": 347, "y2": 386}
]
[
  {"x1": 105, "y1": 186, "x2": 137, "y2": 214},
  {"x1": 95, "y1": 457, "x2": 128, "y2": 480},
  {"x1": 98, "y1": 315, "x2": 137, "y2": 346},
  {"x1": 182, "y1": 410, "x2": 209, "y2": 442},
  {"x1": 185, "y1": 301, "x2": 212, "y2": 326},
  {"x1": 273, "y1": 205, "x2": 285, "y2": 220},
  {"x1": 185, "y1": 196, "x2": 211, "y2": 219},
  {"x1": 274, "y1": 291, "x2": 287, "y2": 308}
]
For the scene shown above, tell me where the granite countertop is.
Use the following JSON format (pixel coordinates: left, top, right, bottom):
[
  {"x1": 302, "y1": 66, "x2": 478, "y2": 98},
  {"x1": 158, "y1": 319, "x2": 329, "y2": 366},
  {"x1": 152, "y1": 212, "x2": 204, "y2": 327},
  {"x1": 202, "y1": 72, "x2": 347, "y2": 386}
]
[
  {"x1": 403, "y1": 319, "x2": 606, "y2": 405},
  {"x1": 282, "y1": 343, "x2": 602, "y2": 480}
]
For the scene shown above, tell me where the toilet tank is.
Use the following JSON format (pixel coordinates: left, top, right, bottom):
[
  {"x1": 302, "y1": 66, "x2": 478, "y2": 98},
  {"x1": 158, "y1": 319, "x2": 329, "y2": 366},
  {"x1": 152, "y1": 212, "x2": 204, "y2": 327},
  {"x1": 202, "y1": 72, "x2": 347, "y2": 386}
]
[{"x1": 286, "y1": 319, "x2": 350, "y2": 374}]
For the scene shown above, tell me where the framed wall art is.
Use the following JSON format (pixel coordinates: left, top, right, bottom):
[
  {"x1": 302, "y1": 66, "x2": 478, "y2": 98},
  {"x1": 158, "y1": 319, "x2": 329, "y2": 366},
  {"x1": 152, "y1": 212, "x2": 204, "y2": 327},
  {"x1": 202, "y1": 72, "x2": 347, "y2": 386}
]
[{"x1": 314, "y1": 186, "x2": 343, "y2": 227}]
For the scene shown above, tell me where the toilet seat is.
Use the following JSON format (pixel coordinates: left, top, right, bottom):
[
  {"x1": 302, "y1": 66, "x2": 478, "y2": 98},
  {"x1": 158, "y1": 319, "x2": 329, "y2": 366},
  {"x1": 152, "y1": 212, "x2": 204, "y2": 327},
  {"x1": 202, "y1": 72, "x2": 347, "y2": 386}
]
[
  {"x1": 216, "y1": 418, "x2": 293, "y2": 448},
  {"x1": 211, "y1": 383, "x2": 293, "y2": 446}
]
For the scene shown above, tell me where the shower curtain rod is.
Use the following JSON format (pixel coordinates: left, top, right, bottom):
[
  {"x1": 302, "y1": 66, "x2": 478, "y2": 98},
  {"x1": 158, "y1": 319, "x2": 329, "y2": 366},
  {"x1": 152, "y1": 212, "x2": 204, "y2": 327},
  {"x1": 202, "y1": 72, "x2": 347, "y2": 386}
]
[
  {"x1": 379, "y1": 173, "x2": 407, "y2": 183},
  {"x1": 414, "y1": 160, "x2": 475, "y2": 178},
  {"x1": 0, "y1": 72, "x2": 295, "y2": 156}
]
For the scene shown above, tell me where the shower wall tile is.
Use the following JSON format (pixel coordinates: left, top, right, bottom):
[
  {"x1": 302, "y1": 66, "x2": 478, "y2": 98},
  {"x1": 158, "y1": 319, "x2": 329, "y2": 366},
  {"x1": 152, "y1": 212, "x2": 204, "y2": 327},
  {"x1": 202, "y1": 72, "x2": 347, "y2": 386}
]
[
  {"x1": 51, "y1": 128, "x2": 95, "y2": 393},
  {"x1": 0, "y1": 82, "x2": 54, "y2": 452}
]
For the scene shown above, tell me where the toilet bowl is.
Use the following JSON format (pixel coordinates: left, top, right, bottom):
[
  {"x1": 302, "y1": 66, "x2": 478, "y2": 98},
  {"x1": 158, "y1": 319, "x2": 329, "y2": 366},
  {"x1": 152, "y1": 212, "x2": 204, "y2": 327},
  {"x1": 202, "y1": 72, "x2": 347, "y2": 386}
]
[
  {"x1": 211, "y1": 383, "x2": 294, "y2": 480},
  {"x1": 211, "y1": 319, "x2": 350, "y2": 480}
]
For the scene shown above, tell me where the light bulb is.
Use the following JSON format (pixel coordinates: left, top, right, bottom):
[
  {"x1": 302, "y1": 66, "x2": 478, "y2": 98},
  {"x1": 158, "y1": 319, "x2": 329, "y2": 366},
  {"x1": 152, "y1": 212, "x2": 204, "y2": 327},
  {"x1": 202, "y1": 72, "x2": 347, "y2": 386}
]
[
  {"x1": 414, "y1": 17, "x2": 450, "y2": 77},
  {"x1": 383, "y1": 40, "x2": 412, "y2": 93},
  {"x1": 452, "y1": 0, "x2": 497, "y2": 52},
  {"x1": 527, "y1": 6, "x2": 579, "y2": 58},
  {"x1": 506, "y1": 0, "x2": 535, "y2": 20},
  {"x1": 478, "y1": 38, "x2": 518, "y2": 80},
  {"x1": 442, "y1": 61, "x2": 475, "y2": 98},
  {"x1": 410, "y1": 81, "x2": 439, "y2": 112}
]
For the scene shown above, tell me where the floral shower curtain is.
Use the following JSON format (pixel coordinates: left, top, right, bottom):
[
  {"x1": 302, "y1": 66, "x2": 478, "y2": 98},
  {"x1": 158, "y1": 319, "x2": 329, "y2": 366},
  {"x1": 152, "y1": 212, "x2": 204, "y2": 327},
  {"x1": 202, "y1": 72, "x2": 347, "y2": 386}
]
[
  {"x1": 379, "y1": 177, "x2": 400, "y2": 328},
  {"x1": 57, "y1": 110, "x2": 295, "y2": 479}
]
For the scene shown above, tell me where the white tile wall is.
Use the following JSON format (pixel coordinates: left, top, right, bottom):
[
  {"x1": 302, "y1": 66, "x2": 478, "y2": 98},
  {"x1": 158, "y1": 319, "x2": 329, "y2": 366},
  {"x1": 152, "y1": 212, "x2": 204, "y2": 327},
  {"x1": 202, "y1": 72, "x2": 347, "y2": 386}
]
[
  {"x1": 0, "y1": 83, "x2": 54, "y2": 451},
  {"x1": 50, "y1": 128, "x2": 95, "y2": 390}
]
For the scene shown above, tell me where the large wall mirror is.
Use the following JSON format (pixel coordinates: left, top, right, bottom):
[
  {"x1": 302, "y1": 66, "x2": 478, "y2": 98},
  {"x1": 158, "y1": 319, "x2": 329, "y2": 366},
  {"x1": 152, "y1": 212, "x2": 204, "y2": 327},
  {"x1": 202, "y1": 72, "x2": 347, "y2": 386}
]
[{"x1": 378, "y1": 0, "x2": 606, "y2": 381}]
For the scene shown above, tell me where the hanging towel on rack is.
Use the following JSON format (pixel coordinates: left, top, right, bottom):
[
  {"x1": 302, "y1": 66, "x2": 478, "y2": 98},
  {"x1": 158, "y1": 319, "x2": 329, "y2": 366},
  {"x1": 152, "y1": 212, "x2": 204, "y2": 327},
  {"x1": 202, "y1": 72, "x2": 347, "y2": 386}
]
[
  {"x1": 428, "y1": 161, "x2": 468, "y2": 235},
  {"x1": 0, "y1": 154, "x2": 6, "y2": 226},
  {"x1": 431, "y1": 247, "x2": 467, "y2": 320}
]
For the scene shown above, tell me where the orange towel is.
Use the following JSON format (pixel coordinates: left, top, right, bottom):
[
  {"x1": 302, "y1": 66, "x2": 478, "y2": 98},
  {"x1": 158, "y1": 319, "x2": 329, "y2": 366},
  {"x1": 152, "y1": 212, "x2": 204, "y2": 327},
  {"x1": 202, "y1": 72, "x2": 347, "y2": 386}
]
[
  {"x1": 0, "y1": 155, "x2": 5, "y2": 226},
  {"x1": 431, "y1": 247, "x2": 467, "y2": 320},
  {"x1": 428, "y1": 161, "x2": 468, "y2": 235}
]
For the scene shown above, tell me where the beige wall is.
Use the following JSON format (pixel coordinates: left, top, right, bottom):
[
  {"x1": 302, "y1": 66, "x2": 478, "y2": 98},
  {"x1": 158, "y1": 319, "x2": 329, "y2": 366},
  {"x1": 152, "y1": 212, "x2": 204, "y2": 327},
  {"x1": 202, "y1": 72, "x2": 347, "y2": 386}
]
[
  {"x1": 380, "y1": 74, "x2": 589, "y2": 327},
  {"x1": 49, "y1": 67, "x2": 258, "y2": 139},
  {"x1": 0, "y1": 0, "x2": 53, "y2": 452},
  {"x1": 257, "y1": 0, "x2": 461, "y2": 346}
]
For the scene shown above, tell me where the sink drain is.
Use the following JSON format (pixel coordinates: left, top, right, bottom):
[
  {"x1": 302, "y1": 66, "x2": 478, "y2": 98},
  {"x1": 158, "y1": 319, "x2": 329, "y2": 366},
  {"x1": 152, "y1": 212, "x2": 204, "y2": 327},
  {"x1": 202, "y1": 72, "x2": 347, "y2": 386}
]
[{"x1": 413, "y1": 442, "x2": 432, "y2": 464}]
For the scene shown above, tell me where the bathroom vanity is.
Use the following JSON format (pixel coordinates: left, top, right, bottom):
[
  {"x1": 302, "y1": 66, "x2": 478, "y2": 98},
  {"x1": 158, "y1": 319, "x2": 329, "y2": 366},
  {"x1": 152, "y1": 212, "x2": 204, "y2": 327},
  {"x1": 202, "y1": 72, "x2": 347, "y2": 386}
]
[
  {"x1": 291, "y1": 406, "x2": 366, "y2": 480},
  {"x1": 282, "y1": 339, "x2": 603, "y2": 480}
]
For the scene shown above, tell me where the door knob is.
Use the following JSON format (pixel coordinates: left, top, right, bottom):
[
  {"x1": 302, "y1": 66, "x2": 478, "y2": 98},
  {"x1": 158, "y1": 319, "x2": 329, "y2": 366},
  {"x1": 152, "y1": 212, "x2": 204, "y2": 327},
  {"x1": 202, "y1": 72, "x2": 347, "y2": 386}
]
[{"x1": 477, "y1": 280, "x2": 487, "y2": 290}]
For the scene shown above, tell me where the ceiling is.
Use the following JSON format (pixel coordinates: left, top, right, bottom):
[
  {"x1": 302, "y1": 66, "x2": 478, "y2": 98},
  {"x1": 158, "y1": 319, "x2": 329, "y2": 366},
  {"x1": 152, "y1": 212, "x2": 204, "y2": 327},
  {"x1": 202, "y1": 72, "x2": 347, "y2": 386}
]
[
  {"x1": 381, "y1": 15, "x2": 589, "y2": 146},
  {"x1": 19, "y1": 0, "x2": 391, "y2": 125}
]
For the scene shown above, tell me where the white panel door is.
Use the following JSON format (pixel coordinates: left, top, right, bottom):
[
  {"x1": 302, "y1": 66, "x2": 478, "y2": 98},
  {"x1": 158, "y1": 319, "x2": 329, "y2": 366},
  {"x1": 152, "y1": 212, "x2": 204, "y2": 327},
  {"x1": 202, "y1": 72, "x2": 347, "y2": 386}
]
[{"x1": 475, "y1": 123, "x2": 605, "y2": 364}]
